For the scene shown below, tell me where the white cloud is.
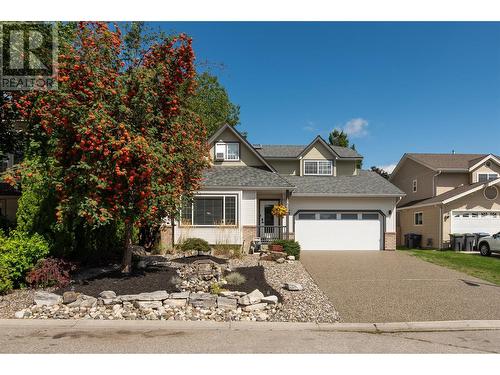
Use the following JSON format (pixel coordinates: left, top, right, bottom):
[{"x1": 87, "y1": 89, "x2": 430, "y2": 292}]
[
  {"x1": 342, "y1": 118, "x2": 369, "y2": 138},
  {"x1": 303, "y1": 121, "x2": 318, "y2": 132},
  {"x1": 377, "y1": 163, "x2": 397, "y2": 174}
]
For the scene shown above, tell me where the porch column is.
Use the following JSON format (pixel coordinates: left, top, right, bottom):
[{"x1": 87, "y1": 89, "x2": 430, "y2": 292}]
[{"x1": 285, "y1": 190, "x2": 290, "y2": 240}]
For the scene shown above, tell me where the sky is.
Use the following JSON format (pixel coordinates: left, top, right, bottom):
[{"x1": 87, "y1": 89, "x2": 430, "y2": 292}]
[{"x1": 153, "y1": 22, "x2": 500, "y2": 172}]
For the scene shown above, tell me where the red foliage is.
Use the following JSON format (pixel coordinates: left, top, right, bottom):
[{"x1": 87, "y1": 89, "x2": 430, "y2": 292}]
[{"x1": 26, "y1": 258, "x2": 77, "y2": 289}]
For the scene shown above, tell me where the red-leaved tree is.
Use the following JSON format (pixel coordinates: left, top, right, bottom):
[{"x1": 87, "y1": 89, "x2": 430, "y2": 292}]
[{"x1": 15, "y1": 22, "x2": 209, "y2": 272}]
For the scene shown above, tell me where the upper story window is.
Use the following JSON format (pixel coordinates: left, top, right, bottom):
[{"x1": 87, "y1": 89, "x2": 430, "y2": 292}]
[
  {"x1": 478, "y1": 173, "x2": 498, "y2": 182},
  {"x1": 215, "y1": 142, "x2": 240, "y2": 161},
  {"x1": 303, "y1": 160, "x2": 332, "y2": 176},
  {"x1": 412, "y1": 179, "x2": 418, "y2": 193}
]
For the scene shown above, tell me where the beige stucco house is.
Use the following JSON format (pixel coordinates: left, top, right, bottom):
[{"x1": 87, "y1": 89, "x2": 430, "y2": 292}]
[
  {"x1": 390, "y1": 153, "x2": 500, "y2": 249},
  {"x1": 161, "y1": 124, "x2": 404, "y2": 252}
]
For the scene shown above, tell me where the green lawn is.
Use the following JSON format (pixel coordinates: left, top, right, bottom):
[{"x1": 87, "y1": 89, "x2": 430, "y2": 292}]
[{"x1": 400, "y1": 249, "x2": 500, "y2": 285}]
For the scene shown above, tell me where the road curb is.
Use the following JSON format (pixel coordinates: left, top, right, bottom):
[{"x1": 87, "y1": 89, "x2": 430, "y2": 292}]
[{"x1": 0, "y1": 319, "x2": 499, "y2": 332}]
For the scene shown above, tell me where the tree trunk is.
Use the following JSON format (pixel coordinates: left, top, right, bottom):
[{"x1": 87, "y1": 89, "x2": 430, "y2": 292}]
[{"x1": 121, "y1": 220, "x2": 133, "y2": 273}]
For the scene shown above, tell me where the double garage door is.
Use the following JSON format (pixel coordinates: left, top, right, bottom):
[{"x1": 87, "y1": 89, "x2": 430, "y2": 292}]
[
  {"x1": 295, "y1": 211, "x2": 383, "y2": 251},
  {"x1": 451, "y1": 211, "x2": 500, "y2": 235}
]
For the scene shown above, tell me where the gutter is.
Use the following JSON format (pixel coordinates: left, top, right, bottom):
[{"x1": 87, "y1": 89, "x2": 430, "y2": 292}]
[{"x1": 291, "y1": 193, "x2": 405, "y2": 198}]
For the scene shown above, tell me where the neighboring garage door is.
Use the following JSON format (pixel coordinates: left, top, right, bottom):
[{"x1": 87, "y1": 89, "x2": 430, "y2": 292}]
[
  {"x1": 451, "y1": 211, "x2": 500, "y2": 235},
  {"x1": 294, "y1": 211, "x2": 383, "y2": 251}
]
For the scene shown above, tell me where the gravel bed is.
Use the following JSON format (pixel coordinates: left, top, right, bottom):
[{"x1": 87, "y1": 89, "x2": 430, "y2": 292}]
[
  {"x1": 230, "y1": 255, "x2": 340, "y2": 323},
  {"x1": 0, "y1": 289, "x2": 37, "y2": 319}
]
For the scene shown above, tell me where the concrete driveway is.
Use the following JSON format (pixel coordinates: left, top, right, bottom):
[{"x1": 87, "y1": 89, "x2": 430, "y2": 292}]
[{"x1": 300, "y1": 251, "x2": 500, "y2": 323}]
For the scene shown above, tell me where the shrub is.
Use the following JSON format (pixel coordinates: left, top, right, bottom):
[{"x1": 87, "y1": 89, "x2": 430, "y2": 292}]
[
  {"x1": 0, "y1": 230, "x2": 50, "y2": 288},
  {"x1": 26, "y1": 257, "x2": 76, "y2": 288},
  {"x1": 0, "y1": 266, "x2": 13, "y2": 295},
  {"x1": 271, "y1": 239, "x2": 301, "y2": 259},
  {"x1": 225, "y1": 271, "x2": 246, "y2": 286},
  {"x1": 210, "y1": 282, "x2": 222, "y2": 295},
  {"x1": 212, "y1": 244, "x2": 242, "y2": 259},
  {"x1": 180, "y1": 238, "x2": 211, "y2": 255}
]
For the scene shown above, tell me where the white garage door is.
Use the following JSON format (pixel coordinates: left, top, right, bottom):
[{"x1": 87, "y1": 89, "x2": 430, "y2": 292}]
[
  {"x1": 451, "y1": 211, "x2": 500, "y2": 235},
  {"x1": 295, "y1": 212, "x2": 382, "y2": 251}
]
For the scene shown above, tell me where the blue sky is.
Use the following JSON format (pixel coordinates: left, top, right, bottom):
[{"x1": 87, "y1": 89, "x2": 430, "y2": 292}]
[{"x1": 153, "y1": 22, "x2": 500, "y2": 171}]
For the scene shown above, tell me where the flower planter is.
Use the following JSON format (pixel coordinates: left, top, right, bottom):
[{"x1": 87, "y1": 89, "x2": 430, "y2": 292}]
[{"x1": 269, "y1": 244, "x2": 283, "y2": 252}]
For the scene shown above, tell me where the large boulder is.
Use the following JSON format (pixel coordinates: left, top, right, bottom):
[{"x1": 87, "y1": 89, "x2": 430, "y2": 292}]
[
  {"x1": 217, "y1": 296, "x2": 238, "y2": 310},
  {"x1": 99, "y1": 291, "x2": 116, "y2": 299},
  {"x1": 261, "y1": 295, "x2": 278, "y2": 305},
  {"x1": 34, "y1": 291, "x2": 62, "y2": 306},
  {"x1": 67, "y1": 295, "x2": 97, "y2": 309},
  {"x1": 169, "y1": 291, "x2": 189, "y2": 299},
  {"x1": 189, "y1": 293, "x2": 216, "y2": 308},
  {"x1": 118, "y1": 291, "x2": 168, "y2": 302},
  {"x1": 238, "y1": 289, "x2": 264, "y2": 306},
  {"x1": 62, "y1": 291, "x2": 79, "y2": 304}
]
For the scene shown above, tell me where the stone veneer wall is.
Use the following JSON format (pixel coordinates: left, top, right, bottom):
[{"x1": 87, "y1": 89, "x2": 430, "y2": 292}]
[
  {"x1": 160, "y1": 225, "x2": 173, "y2": 251},
  {"x1": 384, "y1": 232, "x2": 396, "y2": 251},
  {"x1": 242, "y1": 226, "x2": 257, "y2": 253}
]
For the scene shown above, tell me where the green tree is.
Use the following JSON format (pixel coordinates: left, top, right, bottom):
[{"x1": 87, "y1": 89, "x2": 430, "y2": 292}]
[
  {"x1": 328, "y1": 129, "x2": 349, "y2": 147},
  {"x1": 188, "y1": 72, "x2": 240, "y2": 136}
]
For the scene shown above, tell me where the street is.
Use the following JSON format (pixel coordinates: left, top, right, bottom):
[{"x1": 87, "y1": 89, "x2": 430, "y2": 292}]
[{"x1": 1, "y1": 320, "x2": 499, "y2": 353}]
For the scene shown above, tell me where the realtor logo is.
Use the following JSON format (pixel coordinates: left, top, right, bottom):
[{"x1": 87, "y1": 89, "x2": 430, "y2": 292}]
[{"x1": 0, "y1": 22, "x2": 58, "y2": 90}]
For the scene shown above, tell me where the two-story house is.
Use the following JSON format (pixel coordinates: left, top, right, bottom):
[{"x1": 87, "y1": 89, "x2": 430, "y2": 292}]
[
  {"x1": 161, "y1": 124, "x2": 404, "y2": 252},
  {"x1": 390, "y1": 153, "x2": 500, "y2": 248}
]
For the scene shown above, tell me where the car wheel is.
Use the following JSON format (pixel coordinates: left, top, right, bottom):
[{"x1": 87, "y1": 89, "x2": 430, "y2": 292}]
[{"x1": 479, "y1": 243, "x2": 491, "y2": 256}]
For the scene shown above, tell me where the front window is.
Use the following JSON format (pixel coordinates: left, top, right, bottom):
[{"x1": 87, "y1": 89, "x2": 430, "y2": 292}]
[
  {"x1": 414, "y1": 212, "x2": 423, "y2": 225},
  {"x1": 215, "y1": 142, "x2": 240, "y2": 161},
  {"x1": 303, "y1": 160, "x2": 332, "y2": 175},
  {"x1": 478, "y1": 173, "x2": 498, "y2": 182},
  {"x1": 181, "y1": 195, "x2": 237, "y2": 226}
]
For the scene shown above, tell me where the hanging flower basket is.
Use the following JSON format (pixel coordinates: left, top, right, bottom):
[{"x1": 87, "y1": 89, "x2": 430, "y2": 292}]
[{"x1": 271, "y1": 203, "x2": 287, "y2": 217}]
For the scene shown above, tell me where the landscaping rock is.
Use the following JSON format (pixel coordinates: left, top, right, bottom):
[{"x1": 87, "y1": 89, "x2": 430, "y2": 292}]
[
  {"x1": 79, "y1": 296, "x2": 98, "y2": 308},
  {"x1": 219, "y1": 291, "x2": 245, "y2": 298},
  {"x1": 284, "y1": 282, "x2": 303, "y2": 291},
  {"x1": 286, "y1": 255, "x2": 295, "y2": 261},
  {"x1": 136, "y1": 260, "x2": 148, "y2": 270},
  {"x1": 276, "y1": 258, "x2": 285, "y2": 264},
  {"x1": 170, "y1": 291, "x2": 189, "y2": 299},
  {"x1": 189, "y1": 293, "x2": 216, "y2": 308},
  {"x1": 34, "y1": 291, "x2": 62, "y2": 306},
  {"x1": 261, "y1": 295, "x2": 278, "y2": 305},
  {"x1": 118, "y1": 291, "x2": 168, "y2": 302},
  {"x1": 217, "y1": 296, "x2": 238, "y2": 310},
  {"x1": 99, "y1": 291, "x2": 116, "y2": 299},
  {"x1": 62, "y1": 291, "x2": 78, "y2": 304},
  {"x1": 242, "y1": 303, "x2": 267, "y2": 312},
  {"x1": 163, "y1": 299, "x2": 187, "y2": 308},
  {"x1": 14, "y1": 309, "x2": 29, "y2": 319},
  {"x1": 134, "y1": 301, "x2": 163, "y2": 309},
  {"x1": 238, "y1": 289, "x2": 264, "y2": 306},
  {"x1": 131, "y1": 245, "x2": 147, "y2": 257},
  {"x1": 256, "y1": 312, "x2": 269, "y2": 321}
]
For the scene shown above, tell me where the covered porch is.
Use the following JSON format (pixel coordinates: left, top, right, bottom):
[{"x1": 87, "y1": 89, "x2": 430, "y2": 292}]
[{"x1": 255, "y1": 189, "x2": 292, "y2": 244}]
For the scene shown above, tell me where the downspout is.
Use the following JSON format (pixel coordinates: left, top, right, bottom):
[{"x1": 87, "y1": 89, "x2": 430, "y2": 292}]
[
  {"x1": 438, "y1": 205, "x2": 443, "y2": 250},
  {"x1": 432, "y1": 170, "x2": 442, "y2": 196}
]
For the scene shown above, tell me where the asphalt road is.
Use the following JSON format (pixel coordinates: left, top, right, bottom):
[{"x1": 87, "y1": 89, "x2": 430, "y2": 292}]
[
  {"x1": 300, "y1": 251, "x2": 500, "y2": 323},
  {"x1": 1, "y1": 320, "x2": 499, "y2": 353}
]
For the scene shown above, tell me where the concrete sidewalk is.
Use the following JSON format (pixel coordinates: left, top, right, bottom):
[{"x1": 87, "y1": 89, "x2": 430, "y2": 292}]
[{"x1": 1, "y1": 319, "x2": 499, "y2": 353}]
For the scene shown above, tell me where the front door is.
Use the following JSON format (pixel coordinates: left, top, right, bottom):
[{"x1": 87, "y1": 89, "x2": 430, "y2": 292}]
[{"x1": 259, "y1": 200, "x2": 280, "y2": 240}]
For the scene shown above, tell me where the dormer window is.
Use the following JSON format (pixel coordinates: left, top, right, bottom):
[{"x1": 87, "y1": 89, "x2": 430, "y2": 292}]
[
  {"x1": 215, "y1": 142, "x2": 240, "y2": 161},
  {"x1": 478, "y1": 173, "x2": 498, "y2": 182},
  {"x1": 304, "y1": 160, "x2": 333, "y2": 175}
]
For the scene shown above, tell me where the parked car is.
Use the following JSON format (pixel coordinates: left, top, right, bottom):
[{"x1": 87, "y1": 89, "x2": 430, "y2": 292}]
[{"x1": 477, "y1": 232, "x2": 500, "y2": 256}]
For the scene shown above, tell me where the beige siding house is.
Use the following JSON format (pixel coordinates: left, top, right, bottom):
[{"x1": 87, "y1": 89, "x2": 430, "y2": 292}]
[
  {"x1": 391, "y1": 153, "x2": 500, "y2": 249},
  {"x1": 162, "y1": 124, "x2": 404, "y2": 252}
]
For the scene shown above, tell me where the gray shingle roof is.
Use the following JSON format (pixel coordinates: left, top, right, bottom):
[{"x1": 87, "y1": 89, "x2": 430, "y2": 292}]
[
  {"x1": 282, "y1": 170, "x2": 405, "y2": 196},
  {"x1": 256, "y1": 144, "x2": 362, "y2": 159},
  {"x1": 407, "y1": 153, "x2": 495, "y2": 170},
  {"x1": 202, "y1": 166, "x2": 294, "y2": 188}
]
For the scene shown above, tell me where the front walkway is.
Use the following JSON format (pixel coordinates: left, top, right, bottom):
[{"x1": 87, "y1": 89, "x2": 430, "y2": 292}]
[{"x1": 300, "y1": 250, "x2": 500, "y2": 323}]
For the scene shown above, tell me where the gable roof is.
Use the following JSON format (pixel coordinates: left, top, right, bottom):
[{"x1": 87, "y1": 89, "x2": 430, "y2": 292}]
[
  {"x1": 207, "y1": 124, "x2": 277, "y2": 172},
  {"x1": 202, "y1": 166, "x2": 294, "y2": 189},
  {"x1": 256, "y1": 137, "x2": 363, "y2": 159},
  {"x1": 283, "y1": 170, "x2": 404, "y2": 197},
  {"x1": 390, "y1": 152, "x2": 500, "y2": 180},
  {"x1": 398, "y1": 178, "x2": 500, "y2": 210}
]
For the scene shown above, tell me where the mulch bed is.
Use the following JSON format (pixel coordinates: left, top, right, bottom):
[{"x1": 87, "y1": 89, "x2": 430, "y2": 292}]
[
  {"x1": 56, "y1": 267, "x2": 178, "y2": 297},
  {"x1": 225, "y1": 265, "x2": 282, "y2": 300}
]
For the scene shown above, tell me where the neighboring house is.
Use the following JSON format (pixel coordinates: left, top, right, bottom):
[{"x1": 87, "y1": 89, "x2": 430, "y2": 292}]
[
  {"x1": 161, "y1": 124, "x2": 404, "y2": 252},
  {"x1": 0, "y1": 153, "x2": 20, "y2": 222},
  {"x1": 390, "y1": 153, "x2": 500, "y2": 249}
]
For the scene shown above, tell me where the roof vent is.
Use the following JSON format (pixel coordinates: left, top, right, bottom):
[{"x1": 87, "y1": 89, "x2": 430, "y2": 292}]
[{"x1": 253, "y1": 144, "x2": 262, "y2": 149}]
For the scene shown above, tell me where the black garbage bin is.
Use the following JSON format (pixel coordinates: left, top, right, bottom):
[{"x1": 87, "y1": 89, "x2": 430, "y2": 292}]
[
  {"x1": 452, "y1": 234, "x2": 464, "y2": 251},
  {"x1": 464, "y1": 233, "x2": 476, "y2": 251},
  {"x1": 405, "y1": 233, "x2": 422, "y2": 248}
]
